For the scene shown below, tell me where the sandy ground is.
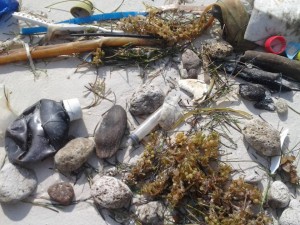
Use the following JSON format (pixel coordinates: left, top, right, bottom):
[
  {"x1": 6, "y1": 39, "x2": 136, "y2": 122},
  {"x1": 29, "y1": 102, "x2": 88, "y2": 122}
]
[{"x1": 0, "y1": 0, "x2": 300, "y2": 225}]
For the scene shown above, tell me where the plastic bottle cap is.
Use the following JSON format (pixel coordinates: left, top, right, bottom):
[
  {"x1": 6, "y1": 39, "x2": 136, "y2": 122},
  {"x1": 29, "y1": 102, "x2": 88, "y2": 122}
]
[
  {"x1": 62, "y1": 98, "x2": 82, "y2": 121},
  {"x1": 296, "y1": 51, "x2": 300, "y2": 61},
  {"x1": 265, "y1": 36, "x2": 286, "y2": 55},
  {"x1": 70, "y1": 0, "x2": 94, "y2": 18}
]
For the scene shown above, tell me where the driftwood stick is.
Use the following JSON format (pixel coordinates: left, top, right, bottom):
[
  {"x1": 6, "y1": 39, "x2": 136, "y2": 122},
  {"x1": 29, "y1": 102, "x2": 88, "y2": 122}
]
[
  {"x1": 0, "y1": 37, "x2": 160, "y2": 65},
  {"x1": 240, "y1": 50, "x2": 300, "y2": 82}
]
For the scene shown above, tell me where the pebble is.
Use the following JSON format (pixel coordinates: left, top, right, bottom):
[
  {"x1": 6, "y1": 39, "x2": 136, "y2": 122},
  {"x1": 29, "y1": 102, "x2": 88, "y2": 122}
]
[
  {"x1": 0, "y1": 163, "x2": 37, "y2": 203},
  {"x1": 243, "y1": 119, "x2": 281, "y2": 156},
  {"x1": 47, "y1": 182, "x2": 74, "y2": 206},
  {"x1": 54, "y1": 137, "x2": 95, "y2": 172},
  {"x1": 95, "y1": 105, "x2": 127, "y2": 159},
  {"x1": 129, "y1": 84, "x2": 165, "y2": 116},
  {"x1": 181, "y1": 49, "x2": 201, "y2": 79},
  {"x1": 279, "y1": 207, "x2": 300, "y2": 225},
  {"x1": 239, "y1": 83, "x2": 266, "y2": 101},
  {"x1": 132, "y1": 201, "x2": 166, "y2": 225},
  {"x1": 91, "y1": 175, "x2": 132, "y2": 209},
  {"x1": 201, "y1": 39, "x2": 233, "y2": 59},
  {"x1": 275, "y1": 99, "x2": 288, "y2": 114},
  {"x1": 268, "y1": 181, "x2": 290, "y2": 208}
]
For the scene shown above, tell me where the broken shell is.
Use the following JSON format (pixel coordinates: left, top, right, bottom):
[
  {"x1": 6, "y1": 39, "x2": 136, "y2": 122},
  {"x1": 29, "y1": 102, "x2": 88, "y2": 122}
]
[
  {"x1": 94, "y1": 105, "x2": 127, "y2": 159},
  {"x1": 178, "y1": 79, "x2": 207, "y2": 101}
]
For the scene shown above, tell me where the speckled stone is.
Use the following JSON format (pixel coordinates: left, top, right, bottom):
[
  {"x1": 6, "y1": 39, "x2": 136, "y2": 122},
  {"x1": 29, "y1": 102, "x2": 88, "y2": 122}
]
[
  {"x1": 275, "y1": 99, "x2": 288, "y2": 114},
  {"x1": 54, "y1": 137, "x2": 95, "y2": 172},
  {"x1": 129, "y1": 84, "x2": 165, "y2": 116},
  {"x1": 268, "y1": 181, "x2": 290, "y2": 208},
  {"x1": 202, "y1": 39, "x2": 233, "y2": 59},
  {"x1": 91, "y1": 175, "x2": 132, "y2": 209},
  {"x1": 47, "y1": 182, "x2": 74, "y2": 205},
  {"x1": 0, "y1": 163, "x2": 37, "y2": 203},
  {"x1": 132, "y1": 201, "x2": 166, "y2": 225},
  {"x1": 243, "y1": 119, "x2": 281, "y2": 156}
]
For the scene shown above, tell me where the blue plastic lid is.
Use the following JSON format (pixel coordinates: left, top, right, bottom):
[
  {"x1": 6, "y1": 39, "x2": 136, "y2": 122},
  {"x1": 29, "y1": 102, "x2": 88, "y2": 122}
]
[
  {"x1": 0, "y1": 0, "x2": 19, "y2": 18},
  {"x1": 285, "y1": 42, "x2": 300, "y2": 59}
]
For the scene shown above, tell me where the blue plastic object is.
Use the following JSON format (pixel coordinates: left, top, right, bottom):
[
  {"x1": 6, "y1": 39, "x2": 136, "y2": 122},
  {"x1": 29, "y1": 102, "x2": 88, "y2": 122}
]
[
  {"x1": 0, "y1": 0, "x2": 19, "y2": 18},
  {"x1": 21, "y1": 11, "x2": 148, "y2": 35}
]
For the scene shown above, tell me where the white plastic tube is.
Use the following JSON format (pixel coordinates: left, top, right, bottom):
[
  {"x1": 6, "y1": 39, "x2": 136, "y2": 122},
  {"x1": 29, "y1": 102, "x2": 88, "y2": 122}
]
[{"x1": 129, "y1": 107, "x2": 163, "y2": 145}]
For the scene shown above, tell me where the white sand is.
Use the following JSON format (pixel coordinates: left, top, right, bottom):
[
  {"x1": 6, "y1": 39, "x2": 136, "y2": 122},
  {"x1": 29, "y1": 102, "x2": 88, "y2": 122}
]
[{"x1": 0, "y1": 0, "x2": 300, "y2": 224}]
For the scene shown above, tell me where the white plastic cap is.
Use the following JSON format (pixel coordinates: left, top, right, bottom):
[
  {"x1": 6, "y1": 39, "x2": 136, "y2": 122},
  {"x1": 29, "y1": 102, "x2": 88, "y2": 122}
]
[{"x1": 62, "y1": 98, "x2": 82, "y2": 121}]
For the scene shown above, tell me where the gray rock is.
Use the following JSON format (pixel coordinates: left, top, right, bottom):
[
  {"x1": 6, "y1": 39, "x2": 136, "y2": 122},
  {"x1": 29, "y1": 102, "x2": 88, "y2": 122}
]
[
  {"x1": 132, "y1": 201, "x2": 166, "y2": 225},
  {"x1": 243, "y1": 119, "x2": 281, "y2": 156},
  {"x1": 47, "y1": 182, "x2": 74, "y2": 206},
  {"x1": 91, "y1": 175, "x2": 132, "y2": 209},
  {"x1": 129, "y1": 84, "x2": 165, "y2": 116},
  {"x1": 181, "y1": 49, "x2": 201, "y2": 79},
  {"x1": 279, "y1": 207, "x2": 300, "y2": 225},
  {"x1": 95, "y1": 105, "x2": 127, "y2": 159},
  {"x1": 268, "y1": 181, "x2": 290, "y2": 208},
  {"x1": 202, "y1": 39, "x2": 233, "y2": 59},
  {"x1": 276, "y1": 99, "x2": 288, "y2": 114},
  {"x1": 54, "y1": 137, "x2": 95, "y2": 172},
  {"x1": 0, "y1": 163, "x2": 37, "y2": 203}
]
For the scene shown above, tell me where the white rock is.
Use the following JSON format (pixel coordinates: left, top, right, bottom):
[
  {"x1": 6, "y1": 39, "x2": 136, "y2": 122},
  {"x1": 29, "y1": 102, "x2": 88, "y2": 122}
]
[
  {"x1": 91, "y1": 175, "x2": 132, "y2": 209},
  {"x1": 275, "y1": 99, "x2": 288, "y2": 114},
  {"x1": 178, "y1": 79, "x2": 207, "y2": 101},
  {"x1": 268, "y1": 181, "x2": 290, "y2": 208},
  {"x1": 279, "y1": 207, "x2": 300, "y2": 225},
  {"x1": 0, "y1": 163, "x2": 37, "y2": 203},
  {"x1": 243, "y1": 119, "x2": 281, "y2": 156},
  {"x1": 54, "y1": 137, "x2": 95, "y2": 172},
  {"x1": 133, "y1": 201, "x2": 166, "y2": 225}
]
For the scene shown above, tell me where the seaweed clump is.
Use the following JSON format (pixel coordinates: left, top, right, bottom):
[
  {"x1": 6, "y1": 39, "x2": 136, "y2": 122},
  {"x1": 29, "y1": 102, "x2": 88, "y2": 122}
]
[
  {"x1": 118, "y1": 6, "x2": 214, "y2": 45},
  {"x1": 126, "y1": 131, "x2": 271, "y2": 224}
]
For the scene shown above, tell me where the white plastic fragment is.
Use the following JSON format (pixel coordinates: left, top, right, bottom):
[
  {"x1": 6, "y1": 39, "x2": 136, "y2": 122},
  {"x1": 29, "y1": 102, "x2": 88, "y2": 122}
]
[
  {"x1": 270, "y1": 129, "x2": 288, "y2": 174},
  {"x1": 178, "y1": 79, "x2": 207, "y2": 101}
]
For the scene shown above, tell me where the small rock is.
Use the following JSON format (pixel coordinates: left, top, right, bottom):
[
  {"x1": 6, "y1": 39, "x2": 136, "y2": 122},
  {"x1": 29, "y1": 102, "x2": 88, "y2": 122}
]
[
  {"x1": 133, "y1": 201, "x2": 166, "y2": 225},
  {"x1": 91, "y1": 175, "x2": 132, "y2": 209},
  {"x1": 268, "y1": 181, "x2": 290, "y2": 208},
  {"x1": 54, "y1": 137, "x2": 95, "y2": 172},
  {"x1": 129, "y1": 85, "x2": 165, "y2": 116},
  {"x1": 279, "y1": 207, "x2": 300, "y2": 225},
  {"x1": 202, "y1": 39, "x2": 233, "y2": 59},
  {"x1": 243, "y1": 119, "x2": 281, "y2": 156},
  {"x1": 0, "y1": 163, "x2": 37, "y2": 203},
  {"x1": 275, "y1": 99, "x2": 288, "y2": 114},
  {"x1": 181, "y1": 49, "x2": 201, "y2": 79},
  {"x1": 239, "y1": 83, "x2": 266, "y2": 101},
  {"x1": 95, "y1": 105, "x2": 127, "y2": 159},
  {"x1": 47, "y1": 182, "x2": 74, "y2": 206}
]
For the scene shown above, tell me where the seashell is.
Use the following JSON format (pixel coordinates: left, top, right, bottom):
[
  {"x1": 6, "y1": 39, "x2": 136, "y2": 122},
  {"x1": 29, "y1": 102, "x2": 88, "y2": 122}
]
[{"x1": 94, "y1": 105, "x2": 127, "y2": 159}]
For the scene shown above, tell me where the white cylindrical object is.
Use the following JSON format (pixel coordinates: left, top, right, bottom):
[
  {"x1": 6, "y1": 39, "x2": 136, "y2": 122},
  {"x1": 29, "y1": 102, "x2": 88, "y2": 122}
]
[
  {"x1": 129, "y1": 107, "x2": 162, "y2": 144},
  {"x1": 62, "y1": 98, "x2": 82, "y2": 121}
]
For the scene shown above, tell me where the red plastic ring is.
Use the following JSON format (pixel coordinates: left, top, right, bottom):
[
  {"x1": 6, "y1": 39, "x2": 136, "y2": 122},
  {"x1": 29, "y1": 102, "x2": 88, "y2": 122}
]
[{"x1": 265, "y1": 36, "x2": 287, "y2": 55}]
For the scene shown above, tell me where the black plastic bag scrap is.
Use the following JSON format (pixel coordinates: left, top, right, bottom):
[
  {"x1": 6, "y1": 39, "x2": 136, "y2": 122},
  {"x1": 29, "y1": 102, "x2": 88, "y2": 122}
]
[{"x1": 212, "y1": 0, "x2": 257, "y2": 51}]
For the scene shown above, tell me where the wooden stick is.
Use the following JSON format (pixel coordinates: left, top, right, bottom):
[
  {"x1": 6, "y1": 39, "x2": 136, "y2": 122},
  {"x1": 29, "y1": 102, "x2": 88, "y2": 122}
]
[
  {"x1": 240, "y1": 50, "x2": 300, "y2": 82},
  {"x1": 0, "y1": 37, "x2": 160, "y2": 65}
]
